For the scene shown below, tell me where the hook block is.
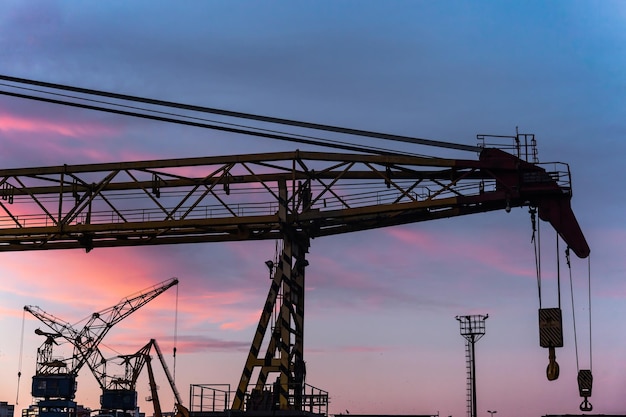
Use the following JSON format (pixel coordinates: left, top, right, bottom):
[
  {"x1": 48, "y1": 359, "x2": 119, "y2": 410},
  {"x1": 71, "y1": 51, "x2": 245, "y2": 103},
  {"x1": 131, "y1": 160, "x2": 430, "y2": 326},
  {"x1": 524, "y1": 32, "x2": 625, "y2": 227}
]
[
  {"x1": 578, "y1": 369, "x2": 593, "y2": 397},
  {"x1": 539, "y1": 308, "x2": 563, "y2": 348}
]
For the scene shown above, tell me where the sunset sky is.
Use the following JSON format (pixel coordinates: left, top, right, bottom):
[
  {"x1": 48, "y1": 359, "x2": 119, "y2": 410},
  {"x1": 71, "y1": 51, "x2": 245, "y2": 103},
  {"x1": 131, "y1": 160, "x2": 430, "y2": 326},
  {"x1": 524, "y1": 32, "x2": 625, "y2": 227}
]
[{"x1": 0, "y1": 2, "x2": 625, "y2": 417}]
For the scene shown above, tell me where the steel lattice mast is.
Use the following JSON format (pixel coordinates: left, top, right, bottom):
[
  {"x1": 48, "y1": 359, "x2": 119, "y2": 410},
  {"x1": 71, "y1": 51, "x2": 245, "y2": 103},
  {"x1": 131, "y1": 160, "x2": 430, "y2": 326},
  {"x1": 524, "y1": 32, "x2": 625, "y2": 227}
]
[{"x1": 456, "y1": 314, "x2": 488, "y2": 417}]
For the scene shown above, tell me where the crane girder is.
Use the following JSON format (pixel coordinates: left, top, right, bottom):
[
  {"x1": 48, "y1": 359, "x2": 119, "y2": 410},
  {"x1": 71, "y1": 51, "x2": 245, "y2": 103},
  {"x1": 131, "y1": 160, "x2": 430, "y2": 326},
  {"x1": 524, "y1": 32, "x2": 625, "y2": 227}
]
[{"x1": 0, "y1": 149, "x2": 589, "y2": 257}]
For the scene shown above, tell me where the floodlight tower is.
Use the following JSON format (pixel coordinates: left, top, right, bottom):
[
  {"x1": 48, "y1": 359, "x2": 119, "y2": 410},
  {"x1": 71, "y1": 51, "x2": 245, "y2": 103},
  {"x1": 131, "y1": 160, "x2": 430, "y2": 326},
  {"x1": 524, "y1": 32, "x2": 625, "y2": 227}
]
[{"x1": 456, "y1": 314, "x2": 488, "y2": 417}]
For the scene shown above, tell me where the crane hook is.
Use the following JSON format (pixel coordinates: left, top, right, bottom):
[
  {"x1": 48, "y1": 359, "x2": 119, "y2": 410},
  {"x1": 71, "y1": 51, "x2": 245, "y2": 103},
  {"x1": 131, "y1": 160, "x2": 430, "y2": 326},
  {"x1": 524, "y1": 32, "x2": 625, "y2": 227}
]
[
  {"x1": 546, "y1": 346, "x2": 559, "y2": 381},
  {"x1": 580, "y1": 398, "x2": 593, "y2": 412}
]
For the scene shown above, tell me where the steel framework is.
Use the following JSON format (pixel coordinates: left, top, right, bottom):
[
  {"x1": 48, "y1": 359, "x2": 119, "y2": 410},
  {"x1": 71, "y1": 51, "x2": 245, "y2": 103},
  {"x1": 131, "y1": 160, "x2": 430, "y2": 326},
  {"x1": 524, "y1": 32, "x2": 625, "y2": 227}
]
[
  {"x1": 25, "y1": 278, "x2": 178, "y2": 401},
  {"x1": 0, "y1": 149, "x2": 588, "y2": 257},
  {"x1": 8, "y1": 144, "x2": 591, "y2": 412},
  {"x1": 0, "y1": 74, "x2": 592, "y2": 414},
  {"x1": 456, "y1": 314, "x2": 488, "y2": 417}
]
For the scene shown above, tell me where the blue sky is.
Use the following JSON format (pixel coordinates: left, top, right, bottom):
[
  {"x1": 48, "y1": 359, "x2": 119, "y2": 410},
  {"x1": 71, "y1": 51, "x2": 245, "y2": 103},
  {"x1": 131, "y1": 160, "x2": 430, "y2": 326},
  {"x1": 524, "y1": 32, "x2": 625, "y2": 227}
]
[{"x1": 0, "y1": 2, "x2": 625, "y2": 417}]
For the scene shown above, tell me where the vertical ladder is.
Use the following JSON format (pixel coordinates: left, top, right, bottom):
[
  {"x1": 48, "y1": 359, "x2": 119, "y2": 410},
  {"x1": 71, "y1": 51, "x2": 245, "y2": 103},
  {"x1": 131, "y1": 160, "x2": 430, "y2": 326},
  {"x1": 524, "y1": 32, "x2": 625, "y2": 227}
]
[{"x1": 465, "y1": 340, "x2": 473, "y2": 417}]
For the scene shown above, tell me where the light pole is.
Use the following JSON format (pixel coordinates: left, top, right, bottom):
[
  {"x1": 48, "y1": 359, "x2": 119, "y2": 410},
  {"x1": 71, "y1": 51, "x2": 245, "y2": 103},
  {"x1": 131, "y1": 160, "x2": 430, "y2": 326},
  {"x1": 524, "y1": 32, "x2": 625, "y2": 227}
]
[
  {"x1": 487, "y1": 411, "x2": 497, "y2": 417},
  {"x1": 456, "y1": 314, "x2": 488, "y2": 417}
]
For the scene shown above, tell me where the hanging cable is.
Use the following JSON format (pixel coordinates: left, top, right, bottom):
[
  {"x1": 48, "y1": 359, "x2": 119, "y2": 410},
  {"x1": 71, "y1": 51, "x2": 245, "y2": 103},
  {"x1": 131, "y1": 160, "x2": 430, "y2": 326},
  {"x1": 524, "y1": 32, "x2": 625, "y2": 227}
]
[
  {"x1": 16, "y1": 308, "x2": 26, "y2": 405},
  {"x1": 566, "y1": 247, "x2": 594, "y2": 371},
  {"x1": 530, "y1": 207, "x2": 542, "y2": 307},
  {"x1": 531, "y1": 207, "x2": 543, "y2": 308},
  {"x1": 173, "y1": 282, "x2": 179, "y2": 382},
  {"x1": 566, "y1": 246, "x2": 580, "y2": 371},
  {"x1": 587, "y1": 255, "x2": 593, "y2": 370},
  {"x1": 556, "y1": 233, "x2": 561, "y2": 308},
  {"x1": 534, "y1": 208, "x2": 564, "y2": 381},
  {"x1": 567, "y1": 246, "x2": 594, "y2": 411}
]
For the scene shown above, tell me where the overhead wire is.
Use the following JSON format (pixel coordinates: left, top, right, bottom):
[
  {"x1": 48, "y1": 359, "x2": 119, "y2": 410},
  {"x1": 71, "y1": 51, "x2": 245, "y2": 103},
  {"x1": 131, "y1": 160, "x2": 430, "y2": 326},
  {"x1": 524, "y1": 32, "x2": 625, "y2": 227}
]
[
  {"x1": 1, "y1": 87, "x2": 403, "y2": 156},
  {"x1": 0, "y1": 82, "x2": 422, "y2": 158},
  {"x1": 0, "y1": 74, "x2": 481, "y2": 154}
]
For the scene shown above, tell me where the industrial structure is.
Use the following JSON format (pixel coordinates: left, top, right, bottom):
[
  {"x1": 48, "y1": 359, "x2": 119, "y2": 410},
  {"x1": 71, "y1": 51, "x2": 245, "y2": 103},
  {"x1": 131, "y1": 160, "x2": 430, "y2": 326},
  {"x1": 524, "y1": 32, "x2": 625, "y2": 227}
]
[
  {"x1": 24, "y1": 278, "x2": 178, "y2": 417},
  {"x1": 112, "y1": 339, "x2": 189, "y2": 417},
  {"x1": 456, "y1": 315, "x2": 488, "y2": 417},
  {"x1": 0, "y1": 75, "x2": 592, "y2": 416},
  {"x1": 0, "y1": 401, "x2": 15, "y2": 417}
]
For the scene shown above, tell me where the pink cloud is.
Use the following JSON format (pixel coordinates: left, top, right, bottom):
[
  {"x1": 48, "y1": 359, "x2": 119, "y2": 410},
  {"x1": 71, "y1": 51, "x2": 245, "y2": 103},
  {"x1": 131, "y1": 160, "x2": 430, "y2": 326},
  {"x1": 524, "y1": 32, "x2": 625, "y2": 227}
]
[
  {"x1": 384, "y1": 225, "x2": 537, "y2": 279},
  {"x1": 94, "y1": 332, "x2": 250, "y2": 356},
  {"x1": 383, "y1": 226, "x2": 436, "y2": 249},
  {"x1": 172, "y1": 335, "x2": 249, "y2": 353},
  {"x1": 0, "y1": 112, "x2": 116, "y2": 138},
  {"x1": 3, "y1": 250, "x2": 172, "y2": 305},
  {"x1": 0, "y1": 108, "x2": 127, "y2": 166},
  {"x1": 218, "y1": 309, "x2": 260, "y2": 331},
  {"x1": 0, "y1": 304, "x2": 25, "y2": 319},
  {"x1": 6, "y1": 240, "x2": 277, "y2": 356}
]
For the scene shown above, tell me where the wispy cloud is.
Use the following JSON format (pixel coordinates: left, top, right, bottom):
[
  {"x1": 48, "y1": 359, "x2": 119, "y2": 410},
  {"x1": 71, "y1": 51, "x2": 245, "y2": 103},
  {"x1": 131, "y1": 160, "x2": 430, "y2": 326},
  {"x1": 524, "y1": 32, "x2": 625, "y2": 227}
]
[{"x1": 0, "y1": 111, "x2": 116, "y2": 137}]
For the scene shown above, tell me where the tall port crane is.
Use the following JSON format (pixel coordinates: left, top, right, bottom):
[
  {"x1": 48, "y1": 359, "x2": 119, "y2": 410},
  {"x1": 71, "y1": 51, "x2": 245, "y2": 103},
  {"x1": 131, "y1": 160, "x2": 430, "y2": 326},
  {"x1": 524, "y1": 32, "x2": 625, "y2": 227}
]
[
  {"x1": 25, "y1": 278, "x2": 178, "y2": 417},
  {"x1": 1, "y1": 75, "x2": 590, "y2": 414}
]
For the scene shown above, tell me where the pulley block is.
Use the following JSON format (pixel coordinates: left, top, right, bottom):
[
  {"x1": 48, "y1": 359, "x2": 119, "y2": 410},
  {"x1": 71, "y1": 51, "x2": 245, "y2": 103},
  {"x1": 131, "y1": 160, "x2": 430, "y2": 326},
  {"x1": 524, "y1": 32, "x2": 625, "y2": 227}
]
[
  {"x1": 578, "y1": 369, "x2": 593, "y2": 411},
  {"x1": 538, "y1": 308, "x2": 563, "y2": 381}
]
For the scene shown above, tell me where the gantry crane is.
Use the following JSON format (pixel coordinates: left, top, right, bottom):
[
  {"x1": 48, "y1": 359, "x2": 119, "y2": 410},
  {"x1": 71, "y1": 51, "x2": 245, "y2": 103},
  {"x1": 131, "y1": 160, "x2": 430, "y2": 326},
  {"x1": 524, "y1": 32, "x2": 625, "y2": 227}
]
[
  {"x1": 25, "y1": 278, "x2": 178, "y2": 417},
  {"x1": 1, "y1": 75, "x2": 590, "y2": 414}
]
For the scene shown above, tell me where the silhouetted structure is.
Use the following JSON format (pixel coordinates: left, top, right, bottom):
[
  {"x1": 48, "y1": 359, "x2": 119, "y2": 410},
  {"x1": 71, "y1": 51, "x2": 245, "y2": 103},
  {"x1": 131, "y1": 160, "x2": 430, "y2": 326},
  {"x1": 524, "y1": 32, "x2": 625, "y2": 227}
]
[
  {"x1": 456, "y1": 314, "x2": 488, "y2": 417},
  {"x1": 0, "y1": 402, "x2": 14, "y2": 417}
]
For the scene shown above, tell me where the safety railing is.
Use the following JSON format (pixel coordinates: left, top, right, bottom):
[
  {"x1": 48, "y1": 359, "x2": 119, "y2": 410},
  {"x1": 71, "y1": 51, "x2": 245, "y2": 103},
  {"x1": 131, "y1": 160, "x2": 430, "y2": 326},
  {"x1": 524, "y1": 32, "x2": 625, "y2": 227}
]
[{"x1": 189, "y1": 382, "x2": 328, "y2": 416}]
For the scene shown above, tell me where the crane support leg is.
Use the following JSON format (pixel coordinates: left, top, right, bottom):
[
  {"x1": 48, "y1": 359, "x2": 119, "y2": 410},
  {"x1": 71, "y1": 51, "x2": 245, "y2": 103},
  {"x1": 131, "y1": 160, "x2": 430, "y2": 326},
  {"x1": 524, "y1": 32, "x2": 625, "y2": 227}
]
[
  {"x1": 231, "y1": 248, "x2": 283, "y2": 410},
  {"x1": 145, "y1": 355, "x2": 163, "y2": 417},
  {"x1": 232, "y1": 233, "x2": 309, "y2": 411},
  {"x1": 232, "y1": 180, "x2": 309, "y2": 411}
]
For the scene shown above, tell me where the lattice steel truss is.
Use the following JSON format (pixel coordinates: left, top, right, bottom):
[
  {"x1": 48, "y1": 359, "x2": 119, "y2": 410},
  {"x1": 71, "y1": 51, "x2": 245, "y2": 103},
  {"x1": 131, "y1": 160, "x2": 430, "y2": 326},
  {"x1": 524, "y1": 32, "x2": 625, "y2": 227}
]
[{"x1": 0, "y1": 149, "x2": 587, "y2": 257}]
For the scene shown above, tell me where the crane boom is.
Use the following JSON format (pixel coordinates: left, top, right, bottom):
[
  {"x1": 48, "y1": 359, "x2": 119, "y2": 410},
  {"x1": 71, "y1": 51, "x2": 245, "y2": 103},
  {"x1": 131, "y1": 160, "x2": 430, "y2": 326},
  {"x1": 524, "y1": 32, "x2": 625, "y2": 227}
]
[
  {"x1": 73, "y1": 277, "x2": 179, "y2": 380},
  {"x1": 0, "y1": 147, "x2": 588, "y2": 258}
]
